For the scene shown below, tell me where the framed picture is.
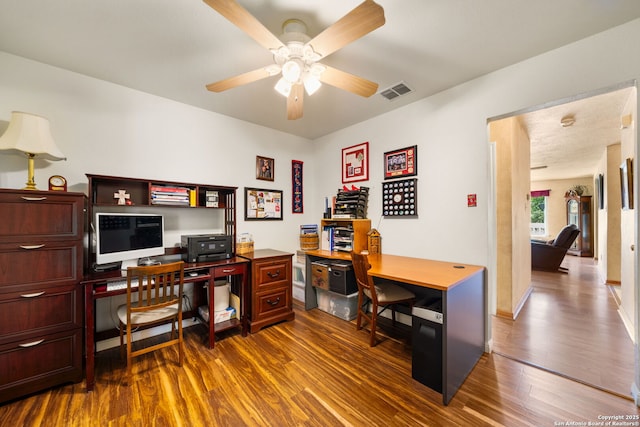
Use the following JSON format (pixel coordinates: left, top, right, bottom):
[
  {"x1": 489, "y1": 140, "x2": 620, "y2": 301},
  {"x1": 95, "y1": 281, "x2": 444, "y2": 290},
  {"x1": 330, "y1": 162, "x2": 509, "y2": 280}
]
[
  {"x1": 596, "y1": 173, "x2": 604, "y2": 210},
  {"x1": 620, "y1": 158, "x2": 634, "y2": 210},
  {"x1": 256, "y1": 156, "x2": 274, "y2": 181},
  {"x1": 342, "y1": 142, "x2": 369, "y2": 183},
  {"x1": 382, "y1": 178, "x2": 418, "y2": 217},
  {"x1": 244, "y1": 187, "x2": 283, "y2": 220},
  {"x1": 384, "y1": 145, "x2": 417, "y2": 179},
  {"x1": 292, "y1": 160, "x2": 303, "y2": 213}
]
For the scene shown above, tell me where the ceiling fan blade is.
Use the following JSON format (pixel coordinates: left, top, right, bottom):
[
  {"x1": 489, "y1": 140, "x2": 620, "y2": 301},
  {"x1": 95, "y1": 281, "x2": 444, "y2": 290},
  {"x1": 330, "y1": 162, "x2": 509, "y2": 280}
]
[
  {"x1": 309, "y1": 0, "x2": 385, "y2": 58},
  {"x1": 319, "y1": 65, "x2": 378, "y2": 97},
  {"x1": 206, "y1": 67, "x2": 271, "y2": 92},
  {"x1": 287, "y1": 84, "x2": 304, "y2": 120},
  {"x1": 203, "y1": 0, "x2": 283, "y2": 51}
]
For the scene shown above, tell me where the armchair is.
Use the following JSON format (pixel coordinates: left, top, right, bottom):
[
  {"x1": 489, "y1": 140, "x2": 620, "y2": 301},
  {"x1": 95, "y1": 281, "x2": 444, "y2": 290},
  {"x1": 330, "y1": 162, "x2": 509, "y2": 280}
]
[{"x1": 531, "y1": 224, "x2": 579, "y2": 272}]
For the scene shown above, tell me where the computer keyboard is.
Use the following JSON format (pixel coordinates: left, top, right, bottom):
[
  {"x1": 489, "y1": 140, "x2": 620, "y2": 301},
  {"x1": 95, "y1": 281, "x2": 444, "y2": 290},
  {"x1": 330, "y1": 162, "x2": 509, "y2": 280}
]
[{"x1": 106, "y1": 278, "x2": 140, "y2": 292}]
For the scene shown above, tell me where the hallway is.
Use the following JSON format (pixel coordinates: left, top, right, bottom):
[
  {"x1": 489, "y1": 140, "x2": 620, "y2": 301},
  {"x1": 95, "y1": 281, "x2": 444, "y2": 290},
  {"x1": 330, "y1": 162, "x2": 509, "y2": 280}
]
[{"x1": 492, "y1": 255, "x2": 635, "y2": 398}]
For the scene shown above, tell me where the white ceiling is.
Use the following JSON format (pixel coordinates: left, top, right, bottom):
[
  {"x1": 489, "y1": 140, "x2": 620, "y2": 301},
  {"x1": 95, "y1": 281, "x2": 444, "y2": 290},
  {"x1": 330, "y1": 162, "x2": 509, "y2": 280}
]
[{"x1": 0, "y1": 0, "x2": 638, "y2": 179}]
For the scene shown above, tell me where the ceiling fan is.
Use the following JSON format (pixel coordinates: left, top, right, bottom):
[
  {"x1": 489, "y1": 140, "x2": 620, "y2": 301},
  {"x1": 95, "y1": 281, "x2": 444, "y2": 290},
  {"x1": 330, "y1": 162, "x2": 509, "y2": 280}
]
[{"x1": 203, "y1": 0, "x2": 385, "y2": 120}]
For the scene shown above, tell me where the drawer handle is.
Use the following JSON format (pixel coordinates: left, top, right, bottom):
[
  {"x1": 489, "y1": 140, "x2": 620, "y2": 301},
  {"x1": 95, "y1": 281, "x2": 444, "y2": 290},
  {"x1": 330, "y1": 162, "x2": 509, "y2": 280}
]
[
  {"x1": 266, "y1": 297, "x2": 281, "y2": 306},
  {"x1": 221, "y1": 268, "x2": 235, "y2": 274},
  {"x1": 21, "y1": 196, "x2": 47, "y2": 201},
  {"x1": 20, "y1": 244, "x2": 45, "y2": 250},
  {"x1": 19, "y1": 339, "x2": 45, "y2": 348},
  {"x1": 267, "y1": 270, "x2": 281, "y2": 279},
  {"x1": 21, "y1": 291, "x2": 46, "y2": 298}
]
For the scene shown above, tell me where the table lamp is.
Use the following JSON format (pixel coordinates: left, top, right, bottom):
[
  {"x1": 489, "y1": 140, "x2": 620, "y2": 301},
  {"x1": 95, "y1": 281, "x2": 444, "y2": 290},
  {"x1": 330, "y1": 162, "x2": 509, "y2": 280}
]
[{"x1": 0, "y1": 111, "x2": 66, "y2": 190}]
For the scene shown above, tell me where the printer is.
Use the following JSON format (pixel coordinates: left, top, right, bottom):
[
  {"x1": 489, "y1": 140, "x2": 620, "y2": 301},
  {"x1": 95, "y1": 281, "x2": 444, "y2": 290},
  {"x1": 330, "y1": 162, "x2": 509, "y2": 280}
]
[{"x1": 181, "y1": 234, "x2": 232, "y2": 263}]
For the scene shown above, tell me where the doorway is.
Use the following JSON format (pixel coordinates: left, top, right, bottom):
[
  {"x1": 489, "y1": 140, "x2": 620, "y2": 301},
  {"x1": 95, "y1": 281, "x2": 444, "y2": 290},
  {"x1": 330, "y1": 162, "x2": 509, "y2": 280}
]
[{"x1": 488, "y1": 81, "x2": 638, "y2": 397}]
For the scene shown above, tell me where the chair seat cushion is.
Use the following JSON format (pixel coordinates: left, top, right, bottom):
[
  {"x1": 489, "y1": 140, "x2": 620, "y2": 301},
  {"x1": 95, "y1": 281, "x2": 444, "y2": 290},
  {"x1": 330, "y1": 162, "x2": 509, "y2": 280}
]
[
  {"x1": 117, "y1": 303, "x2": 179, "y2": 326},
  {"x1": 365, "y1": 282, "x2": 415, "y2": 303}
]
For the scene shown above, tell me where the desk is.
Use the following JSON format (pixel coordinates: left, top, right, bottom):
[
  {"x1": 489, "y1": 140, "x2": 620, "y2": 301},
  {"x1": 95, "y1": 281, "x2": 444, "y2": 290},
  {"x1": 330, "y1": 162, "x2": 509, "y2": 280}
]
[
  {"x1": 81, "y1": 257, "x2": 248, "y2": 391},
  {"x1": 303, "y1": 250, "x2": 485, "y2": 405}
]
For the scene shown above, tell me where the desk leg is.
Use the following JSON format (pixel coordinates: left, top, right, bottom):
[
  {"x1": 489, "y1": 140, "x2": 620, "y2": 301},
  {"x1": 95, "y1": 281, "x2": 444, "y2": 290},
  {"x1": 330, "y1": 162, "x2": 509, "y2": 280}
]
[
  {"x1": 84, "y1": 285, "x2": 95, "y2": 392},
  {"x1": 241, "y1": 269, "x2": 248, "y2": 337},
  {"x1": 208, "y1": 278, "x2": 215, "y2": 349}
]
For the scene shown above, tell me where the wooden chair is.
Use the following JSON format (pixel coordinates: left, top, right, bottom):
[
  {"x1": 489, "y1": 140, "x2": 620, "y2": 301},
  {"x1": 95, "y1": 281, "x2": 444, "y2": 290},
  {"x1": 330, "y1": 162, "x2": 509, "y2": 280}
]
[
  {"x1": 118, "y1": 261, "x2": 185, "y2": 383},
  {"x1": 351, "y1": 251, "x2": 416, "y2": 346}
]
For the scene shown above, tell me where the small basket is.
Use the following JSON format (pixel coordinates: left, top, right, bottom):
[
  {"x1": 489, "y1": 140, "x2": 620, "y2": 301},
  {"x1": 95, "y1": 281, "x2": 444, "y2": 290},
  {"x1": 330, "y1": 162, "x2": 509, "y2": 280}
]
[
  {"x1": 300, "y1": 233, "x2": 319, "y2": 251},
  {"x1": 236, "y1": 241, "x2": 254, "y2": 254}
]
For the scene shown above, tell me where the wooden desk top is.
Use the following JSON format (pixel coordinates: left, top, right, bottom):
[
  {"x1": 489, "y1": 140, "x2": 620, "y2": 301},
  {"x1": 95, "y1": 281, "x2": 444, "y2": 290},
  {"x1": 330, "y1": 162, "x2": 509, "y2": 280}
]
[{"x1": 304, "y1": 250, "x2": 484, "y2": 291}]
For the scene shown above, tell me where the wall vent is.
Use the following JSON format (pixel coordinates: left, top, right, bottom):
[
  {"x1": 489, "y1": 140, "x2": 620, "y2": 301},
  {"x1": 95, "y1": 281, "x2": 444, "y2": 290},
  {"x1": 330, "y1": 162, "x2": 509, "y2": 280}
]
[{"x1": 380, "y1": 82, "x2": 413, "y2": 101}]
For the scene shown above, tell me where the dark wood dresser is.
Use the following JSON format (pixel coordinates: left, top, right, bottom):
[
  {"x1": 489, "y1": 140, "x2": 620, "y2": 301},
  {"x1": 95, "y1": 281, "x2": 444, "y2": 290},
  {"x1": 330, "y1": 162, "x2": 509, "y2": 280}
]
[
  {"x1": 0, "y1": 189, "x2": 84, "y2": 402},
  {"x1": 240, "y1": 249, "x2": 294, "y2": 333}
]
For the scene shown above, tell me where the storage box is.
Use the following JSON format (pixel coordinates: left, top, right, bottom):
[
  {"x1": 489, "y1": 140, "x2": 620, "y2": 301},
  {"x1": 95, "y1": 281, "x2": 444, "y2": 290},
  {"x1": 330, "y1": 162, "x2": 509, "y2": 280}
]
[
  {"x1": 311, "y1": 261, "x2": 330, "y2": 290},
  {"x1": 236, "y1": 241, "x2": 254, "y2": 254},
  {"x1": 329, "y1": 261, "x2": 357, "y2": 295},
  {"x1": 316, "y1": 288, "x2": 358, "y2": 321},
  {"x1": 197, "y1": 305, "x2": 236, "y2": 324}
]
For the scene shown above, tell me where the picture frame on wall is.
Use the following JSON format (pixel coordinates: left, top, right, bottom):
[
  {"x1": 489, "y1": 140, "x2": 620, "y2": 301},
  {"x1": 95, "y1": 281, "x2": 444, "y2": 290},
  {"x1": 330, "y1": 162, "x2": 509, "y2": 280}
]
[
  {"x1": 244, "y1": 187, "x2": 283, "y2": 220},
  {"x1": 342, "y1": 142, "x2": 369, "y2": 183},
  {"x1": 596, "y1": 173, "x2": 604, "y2": 210},
  {"x1": 620, "y1": 158, "x2": 634, "y2": 210},
  {"x1": 384, "y1": 145, "x2": 417, "y2": 179},
  {"x1": 256, "y1": 156, "x2": 274, "y2": 181}
]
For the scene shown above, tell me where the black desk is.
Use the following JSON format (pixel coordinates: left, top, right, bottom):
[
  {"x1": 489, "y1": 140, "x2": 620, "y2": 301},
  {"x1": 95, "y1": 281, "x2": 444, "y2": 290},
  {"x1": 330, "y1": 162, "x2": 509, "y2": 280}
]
[{"x1": 81, "y1": 257, "x2": 248, "y2": 391}]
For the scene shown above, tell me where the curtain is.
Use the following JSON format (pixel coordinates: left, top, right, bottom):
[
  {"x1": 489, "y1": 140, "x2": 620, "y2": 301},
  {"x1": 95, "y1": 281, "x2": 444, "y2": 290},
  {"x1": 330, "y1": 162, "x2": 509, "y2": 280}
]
[{"x1": 531, "y1": 190, "x2": 550, "y2": 197}]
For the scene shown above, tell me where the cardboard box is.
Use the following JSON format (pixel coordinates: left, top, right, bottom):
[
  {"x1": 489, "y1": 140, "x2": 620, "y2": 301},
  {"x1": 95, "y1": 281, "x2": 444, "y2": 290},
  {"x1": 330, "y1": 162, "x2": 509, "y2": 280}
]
[{"x1": 311, "y1": 261, "x2": 330, "y2": 290}]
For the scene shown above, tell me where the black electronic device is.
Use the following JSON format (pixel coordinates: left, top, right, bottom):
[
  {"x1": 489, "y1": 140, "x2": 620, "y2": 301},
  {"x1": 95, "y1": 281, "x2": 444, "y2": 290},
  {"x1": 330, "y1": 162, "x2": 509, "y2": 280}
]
[{"x1": 181, "y1": 234, "x2": 232, "y2": 263}]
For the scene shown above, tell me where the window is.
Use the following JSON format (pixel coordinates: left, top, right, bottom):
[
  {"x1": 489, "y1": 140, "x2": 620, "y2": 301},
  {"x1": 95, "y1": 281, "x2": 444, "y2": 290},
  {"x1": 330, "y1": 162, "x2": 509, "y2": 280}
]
[{"x1": 530, "y1": 190, "x2": 549, "y2": 236}]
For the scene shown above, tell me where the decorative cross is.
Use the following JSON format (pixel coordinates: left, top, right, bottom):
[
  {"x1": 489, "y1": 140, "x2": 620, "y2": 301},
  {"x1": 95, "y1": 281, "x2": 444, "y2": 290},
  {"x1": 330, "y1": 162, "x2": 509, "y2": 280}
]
[{"x1": 114, "y1": 190, "x2": 130, "y2": 205}]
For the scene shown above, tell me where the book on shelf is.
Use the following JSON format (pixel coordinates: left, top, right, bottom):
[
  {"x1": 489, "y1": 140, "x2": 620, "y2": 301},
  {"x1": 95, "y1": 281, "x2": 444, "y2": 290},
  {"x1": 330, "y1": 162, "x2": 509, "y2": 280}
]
[{"x1": 206, "y1": 191, "x2": 219, "y2": 208}]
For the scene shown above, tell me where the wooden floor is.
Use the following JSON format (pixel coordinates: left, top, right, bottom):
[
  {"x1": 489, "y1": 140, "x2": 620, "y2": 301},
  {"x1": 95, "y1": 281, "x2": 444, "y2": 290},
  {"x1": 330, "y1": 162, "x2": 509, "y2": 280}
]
[
  {"x1": 492, "y1": 255, "x2": 636, "y2": 397},
  {"x1": 1, "y1": 297, "x2": 638, "y2": 426}
]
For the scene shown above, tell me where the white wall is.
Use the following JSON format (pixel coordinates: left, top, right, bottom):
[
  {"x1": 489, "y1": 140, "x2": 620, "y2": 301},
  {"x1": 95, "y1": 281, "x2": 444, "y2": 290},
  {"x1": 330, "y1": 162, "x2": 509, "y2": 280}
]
[
  {"x1": 313, "y1": 19, "x2": 640, "y2": 269},
  {"x1": 0, "y1": 52, "x2": 318, "y2": 255}
]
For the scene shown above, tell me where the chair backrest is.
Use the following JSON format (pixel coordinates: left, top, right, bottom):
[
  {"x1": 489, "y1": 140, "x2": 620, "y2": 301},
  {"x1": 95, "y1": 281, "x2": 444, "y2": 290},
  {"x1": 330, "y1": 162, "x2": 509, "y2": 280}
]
[
  {"x1": 351, "y1": 251, "x2": 379, "y2": 303},
  {"x1": 552, "y1": 224, "x2": 580, "y2": 249},
  {"x1": 126, "y1": 261, "x2": 185, "y2": 319}
]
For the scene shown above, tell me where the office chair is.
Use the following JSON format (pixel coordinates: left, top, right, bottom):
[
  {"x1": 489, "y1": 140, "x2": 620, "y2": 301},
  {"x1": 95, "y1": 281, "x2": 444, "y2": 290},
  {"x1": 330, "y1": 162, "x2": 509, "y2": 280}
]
[
  {"x1": 351, "y1": 251, "x2": 416, "y2": 347},
  {"x1": 531, "y1": 224, "x2": 580, "y2": 272},
  {"x1": 118, "y1": 261, "x2": 185, "y2": 383}
]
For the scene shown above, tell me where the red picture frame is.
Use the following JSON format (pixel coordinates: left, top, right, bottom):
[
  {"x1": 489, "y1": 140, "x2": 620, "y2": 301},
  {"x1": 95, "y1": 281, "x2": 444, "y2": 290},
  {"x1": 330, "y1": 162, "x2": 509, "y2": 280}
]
[
  {"x1": 384, "y1": 145, "x2": 417, "y2": 179},
  {"x1": 342, "y1": 142, "x2": 369, "y2": 183}
]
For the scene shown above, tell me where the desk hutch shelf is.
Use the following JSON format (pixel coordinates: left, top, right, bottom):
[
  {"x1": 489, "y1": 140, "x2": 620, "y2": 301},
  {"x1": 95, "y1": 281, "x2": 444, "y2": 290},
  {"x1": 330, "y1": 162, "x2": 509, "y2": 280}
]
[{"x1": 86, "y1": 174, "x2": 238, "y2": 254}]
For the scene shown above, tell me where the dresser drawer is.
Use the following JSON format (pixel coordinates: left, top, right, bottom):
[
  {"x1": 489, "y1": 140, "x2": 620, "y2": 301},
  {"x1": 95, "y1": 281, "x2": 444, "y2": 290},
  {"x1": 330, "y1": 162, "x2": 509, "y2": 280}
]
[
  {"x1": 0, "y1": 328, "x2": 83, "y2": 402},
  {"x1": 0, "y1": 191, "x2": 84, "y2": 242},
  {"x1": 0, "y1": 284, "x2": 81, "y2": 341},
  {"x1": 255, "y1": 288, "x2": 291, "y2": 319},
  {"x1": 254, "y1": 260, "x2": 291, "y2": 290},
  {"x1": 0, "y1": 242, "x2": 82, "y2": 290}
]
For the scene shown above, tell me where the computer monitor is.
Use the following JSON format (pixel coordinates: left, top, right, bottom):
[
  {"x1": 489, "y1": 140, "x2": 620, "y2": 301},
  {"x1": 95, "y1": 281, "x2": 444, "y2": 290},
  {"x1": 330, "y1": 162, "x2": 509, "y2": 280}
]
[{"x1": 95, "y1": 212, "x2": 165, "y2": 270}]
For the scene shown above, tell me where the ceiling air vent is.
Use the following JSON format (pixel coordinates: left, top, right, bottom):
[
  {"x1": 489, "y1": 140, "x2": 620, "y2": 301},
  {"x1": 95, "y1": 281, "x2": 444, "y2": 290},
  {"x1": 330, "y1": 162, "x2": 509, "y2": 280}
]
[{"x1": 380, "y1": 82, "x2": 413, "y2": 101}]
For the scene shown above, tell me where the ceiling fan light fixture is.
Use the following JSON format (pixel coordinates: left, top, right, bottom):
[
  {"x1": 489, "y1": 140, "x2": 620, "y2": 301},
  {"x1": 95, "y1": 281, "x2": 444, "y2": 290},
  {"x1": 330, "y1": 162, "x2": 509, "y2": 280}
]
[
  {"x1": 282, "y1": 59, "x2": 303, "y2": 83},
  {"x1": 275, "y1": 77, "x2": 292, "y2": 97},
  {"x1": 303, "y1": 76, "x2": 321, "y2": 96}
]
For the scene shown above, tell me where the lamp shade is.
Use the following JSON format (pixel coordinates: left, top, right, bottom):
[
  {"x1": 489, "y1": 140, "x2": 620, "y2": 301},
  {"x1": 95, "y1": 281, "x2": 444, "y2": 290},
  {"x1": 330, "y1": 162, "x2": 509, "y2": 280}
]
[{"x1": 0, "y1": 111, "x2": 66, "y2": 160}]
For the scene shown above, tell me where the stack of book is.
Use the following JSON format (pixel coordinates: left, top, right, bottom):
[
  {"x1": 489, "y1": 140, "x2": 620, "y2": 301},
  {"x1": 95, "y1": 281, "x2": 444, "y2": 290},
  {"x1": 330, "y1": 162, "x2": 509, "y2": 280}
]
[{"x1": 151, "y1": 185, "x2": 193, "y2": 206}]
